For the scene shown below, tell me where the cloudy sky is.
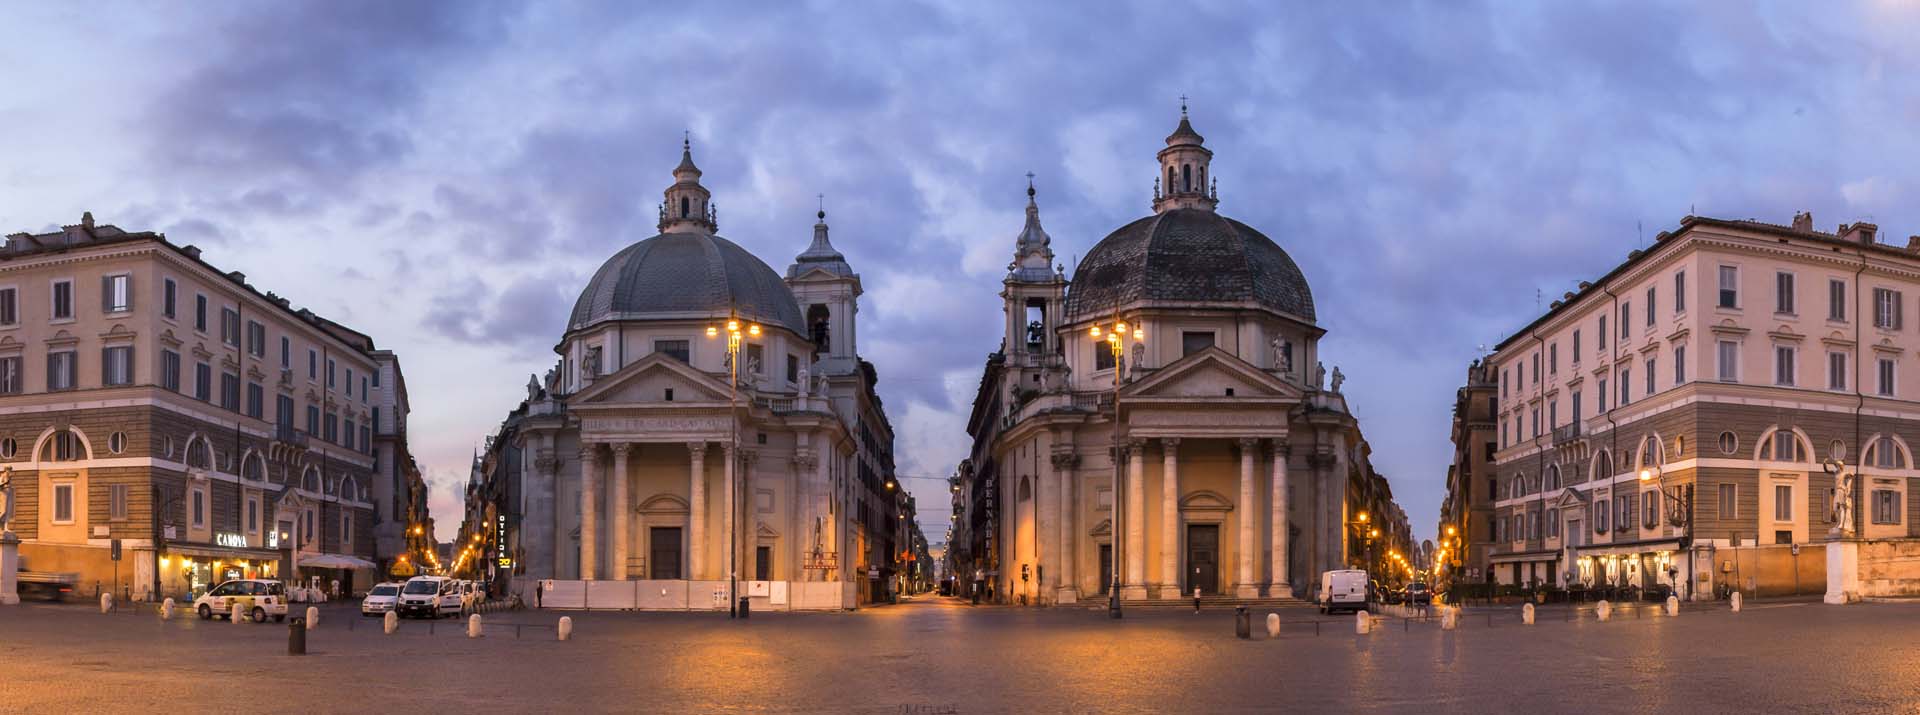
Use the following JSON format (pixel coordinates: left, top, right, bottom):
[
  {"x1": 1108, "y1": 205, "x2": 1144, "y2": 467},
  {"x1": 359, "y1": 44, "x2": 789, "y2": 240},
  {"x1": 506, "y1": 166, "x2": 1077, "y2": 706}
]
[{"x1": 4, "y1": 1, "x2": 1919, "y2": 546}]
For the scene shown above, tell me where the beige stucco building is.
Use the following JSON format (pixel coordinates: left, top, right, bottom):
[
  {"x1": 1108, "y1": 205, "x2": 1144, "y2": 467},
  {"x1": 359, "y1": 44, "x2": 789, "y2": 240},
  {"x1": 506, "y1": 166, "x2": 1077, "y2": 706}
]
[{"x1": 959, "y1": 110, "x2": 1406, "y2": 605}]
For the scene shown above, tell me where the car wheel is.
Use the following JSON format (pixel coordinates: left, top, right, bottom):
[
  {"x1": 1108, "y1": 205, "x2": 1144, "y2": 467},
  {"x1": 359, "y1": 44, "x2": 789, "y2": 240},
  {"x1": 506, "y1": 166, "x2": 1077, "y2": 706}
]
[{"x1": 198, "y1": 604, "x2": 212, "y2": 620}]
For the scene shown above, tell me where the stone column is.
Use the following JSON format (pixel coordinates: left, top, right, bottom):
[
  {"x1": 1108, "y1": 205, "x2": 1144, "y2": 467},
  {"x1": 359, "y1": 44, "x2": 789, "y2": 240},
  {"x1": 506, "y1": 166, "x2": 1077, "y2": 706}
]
[
  {"x1": 1159, "y1": 438, "x2": 1180, "y2": 599},
  {"x1": 723, "y1": 444, "x2": 737, "y2": 583},
  {"x1": 1123, "y1": 439, "x2": 1148, "y2": 600},
  {"x1": 578, "y1": 443, "x2": 600, "y2": 581},
  {"x1": 610, "y1": 443, "x2": 631, "y2": 580},
  {"x1": 1052, "y1": 450, "x2": 1078, "y2": 602},
  {"x1": 1269, "y1": 441, "x2": 1293, "y2": 598},
  {"x1": 1235, "y1": 438, "x2": 1259, "y2": 598},
  {"x1": 688, "y1": 442, "x2": 707, "y2": 581}
]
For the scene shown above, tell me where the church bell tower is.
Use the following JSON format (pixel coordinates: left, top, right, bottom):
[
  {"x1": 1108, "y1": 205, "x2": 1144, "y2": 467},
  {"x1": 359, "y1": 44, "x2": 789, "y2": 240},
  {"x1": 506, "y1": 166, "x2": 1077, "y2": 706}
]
[{"x1": 1002, "y1": 177, "x2": 1068, "y2": 376}]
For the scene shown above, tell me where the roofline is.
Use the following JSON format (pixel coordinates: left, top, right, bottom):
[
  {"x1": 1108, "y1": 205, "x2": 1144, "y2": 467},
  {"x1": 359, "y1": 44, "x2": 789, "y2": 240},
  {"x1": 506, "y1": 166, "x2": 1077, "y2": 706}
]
[{"x1": 1493, "y1": 214, "x2": 1902, "y2": 352}]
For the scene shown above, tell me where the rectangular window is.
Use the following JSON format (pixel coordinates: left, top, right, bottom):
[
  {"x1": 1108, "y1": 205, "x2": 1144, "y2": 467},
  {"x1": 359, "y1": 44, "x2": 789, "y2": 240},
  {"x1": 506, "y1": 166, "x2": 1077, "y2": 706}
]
[
  {"x1": 1181, "y1": 331, "x2": 1215, "y2": 356},
  {"x1": 346, "y1": 368, "x2": 355, "y2": 396},
  {"x1": 1531, "y1": 352, "x2": 1539, "y2": 384},
  {"x1": 101, "y1": 345, "x2": 133, "y2": 386},
  {"x1": 343, "y1": 513, "x2": 353, "y2": 543},
  {"x1": 1775, "y1": 271, "x2": 1795, "y2": 314},
  {"x1": 110, "y1": 483, "x2": 128, "y2": 521},
  {"x1": 306, "y1": 405, "x2": 320, "y2": 434},
  {"x1": 53, "y1": 483, "x2": 74, "y2": 523},
  {"x1": 1829, "y1": 352, "x2": 1848, "y2": 391},
  {"x1": 1619, "y1": 303, "x2": 1630, "y2": 339},
  {"x1": 1600, "y1": 315, "x2": 1609, "y2": 349},
  {"x1": 1597, "y1": 377, "x2": 1608, "y2": 412},
  {"x1": 0, "y1": 287, "x2": 16, "y2": 325},
  {"x1": 744, "y1": 345, "x2": 763, "y2": 375},
  {"x1": 247, "y1": 498, "x2": 259, "y2": 534},
  {"x1": 1644, "y1": 358, "x2": 1655, "y2": 395},
  {"x1": 360, "y1": 425, "x2": 371, "y2": 453},
  {"x1": 1717, "y1": 340, "x2": 1739, "y2": 383},
  {"x1": 1873, "y1": 490, "x2": 1902, "y2": 525},
  {"x1": 1879, "y1": 358, "x2": 1897, "y2": 397},
  {"x1": 1830, "y1": 279, "x2": 1846, "y2": 321},
  {"x1": 194, "y1": 362, "x2": 211, "y2": 401},
  {"x1": 221, "y1": 307, "x2": 240, "y2": 347},
  {"x1": 1775, "y1": 346, "x2": 1796, "y2": 386},
  {"x1": 1549, "y1": 343, "x2": 1557, "y2": 374},
  {"x1": 344, "y1": 418, "x2": 356, "y2": 449},
  {"x1": 372, "y1": 368, "x2": 379, "y2": 388},
  {"x1": 1674, "y1": 345, "x2": 1686, "y2": 385},
  {"x1": 1571, "y1": 390, "x2": 1582, "y2": 422},
  {"x1": 1530, "y1": 408, "x2": 1539, "y2": 437},
  {"x1": 1718, "y1": 265, "x2": 1739, "y2": 308},
  {"x1": 1646, "y1": 286, "x2": 1655, "y2": 326},
  {"x1": 1618, "y1": 367, "x2": 1630, "y2": 405},
  {"x1": 372, "y1": 407, "x2": 380, "y2": 433},
  {"x1": 361, "y1": 377, "x2": 368, "y2": 399},
  {"x1": 1572, "y1": 329, "x2": 1582, "y2": 362},
  {"x1": 280, "y1": 336, "x2": 291, "y2": 369},
  {"x1": 220, "y1": 372, "x2": 240, "y2": 411},
  {"x1": 51, "y1": 279, "x2": 73, "y2": 320},
  {"x1": 327, "y1": 358, "x2": 336, "y2": 387},
  {"x1": 1644, "y1": 492, "x2": 1658, "y2": 528},
  {"x1": 1675, "y1": 271, "x2": 1686, "y2": 313},
  {"x1": 654, "y1": 340, "x2": 690, "y2": 363},
  {"x1": 278, "y1": 395, "x2": 295, "y2": 429},
  {"x1": 192, "y1": 488, "x2": 205, "y2": 527},
  {"x1": 1775, "y1": 485, "x2": 1793, "y2": 522},
  {"x1": 325, "y1": 413, "x2": 338, "y2": 443},
  {"x1": 163, "y1": 278, "x2": 177, "y2": 320},
  {"x1": 46, "y1": 350, "x2": 76, "y2": 391},
  {"x1": 0, "y1": 356, "x2": 20, "y2": 395},
  {"x1": 102, "y1": 274, "x2": 130, "y2": 313},
  {"x1": 160, "y1": 350, "x2": 180, "y2": 392},
  {"x1": 1096, "y1": 344, "x2": 1117, "y2": 371},
  {"x1": 786, "y1": 354, "x2": 799, "y2": 383},
  {"x1": 246, "y1": 321, "x2": 266, "y2": 357},
  {"x1": 246, "y1": 382, "x2": 263, "y2": 419},
  {"x1": 308, "y1": 349, "x2": 318, "y2": 379},
  {"x1": 194, "y1": 294, "x2": 208, "y2": 332},
  {"x1": 1874, "y1": 288, "x2": 1903, "y2": 330}
]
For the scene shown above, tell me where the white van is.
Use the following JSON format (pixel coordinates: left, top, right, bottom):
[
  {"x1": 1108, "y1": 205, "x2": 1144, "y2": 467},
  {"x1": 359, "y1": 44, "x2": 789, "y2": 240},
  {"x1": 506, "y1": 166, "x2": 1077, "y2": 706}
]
[
  {"x1": 396, "y1": 576, "x2": 463, "y2": 619},
  {"x1": 1318, "y1": 569, "x2": 1370, "y2": 614}
]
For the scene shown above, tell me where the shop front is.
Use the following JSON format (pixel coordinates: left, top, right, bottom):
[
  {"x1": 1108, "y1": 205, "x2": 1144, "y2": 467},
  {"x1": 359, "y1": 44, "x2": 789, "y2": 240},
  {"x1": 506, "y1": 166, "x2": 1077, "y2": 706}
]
[
  {"x1": 157, "y1": 540, "x2": 285, "y2": 601},
  {"x1": 294, "y1": 553, "x2": 379, "y2": 600},
  {"x1": 1574, "y1": 538, "x2": 1685, "y2": 601}
]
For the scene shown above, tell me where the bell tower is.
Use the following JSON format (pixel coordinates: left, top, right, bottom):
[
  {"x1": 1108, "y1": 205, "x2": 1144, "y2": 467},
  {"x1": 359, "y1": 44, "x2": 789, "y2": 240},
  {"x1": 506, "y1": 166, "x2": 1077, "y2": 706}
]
[
  {"x1": 1002, "y1": 176, "x2": 1068, "y2": 367},
  {"x1": 659, "y1": 135, "x2": 718, "y2": 234},
  {"x1": 1151, "y1": 101, "x2": 1218, "y2": 214},
  {"x1": 787, "y1": 199, "x2": 862, "y2": 376}
]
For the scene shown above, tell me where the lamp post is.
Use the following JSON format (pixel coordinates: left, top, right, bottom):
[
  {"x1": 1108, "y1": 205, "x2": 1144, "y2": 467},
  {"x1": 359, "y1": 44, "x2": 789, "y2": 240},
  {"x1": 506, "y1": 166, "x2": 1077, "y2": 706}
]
[
  {"x1": 708, "y1": 313, "x2": 759, "y2": 618},
  {"x1": 1638, "y1": 464, "x2": 1694, "y2": 600},
  {"x1": 1089, "y1": 318, "x2": 1143, "y2": 619}
]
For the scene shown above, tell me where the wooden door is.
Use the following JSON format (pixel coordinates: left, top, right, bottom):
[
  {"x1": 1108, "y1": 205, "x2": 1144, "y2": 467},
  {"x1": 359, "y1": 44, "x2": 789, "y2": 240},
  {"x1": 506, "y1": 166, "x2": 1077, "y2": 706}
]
[
  {"x1": 1187, "y1": 525, "x2": 1219, "y2": 596},
  {"x1": 650, "y1": 527, "x2": 682, "y2": 580}
]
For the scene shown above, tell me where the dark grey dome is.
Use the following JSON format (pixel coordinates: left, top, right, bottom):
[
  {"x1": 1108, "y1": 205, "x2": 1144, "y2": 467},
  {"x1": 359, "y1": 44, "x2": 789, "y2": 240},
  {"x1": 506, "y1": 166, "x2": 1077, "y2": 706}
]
[
  {"x1": 1065, "y1": 208, "x2": 1315, "y2": 322},
  {"x1": 569, "y1": 232, "x2": 806, "y2": 335}
]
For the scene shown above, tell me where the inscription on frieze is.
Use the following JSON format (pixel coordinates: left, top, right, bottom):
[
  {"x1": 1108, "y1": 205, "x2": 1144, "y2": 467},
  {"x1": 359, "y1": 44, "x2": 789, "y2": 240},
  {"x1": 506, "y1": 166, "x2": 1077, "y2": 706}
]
[{"x1": 584, "y1": 416, "x2": 730, "y2": 435}]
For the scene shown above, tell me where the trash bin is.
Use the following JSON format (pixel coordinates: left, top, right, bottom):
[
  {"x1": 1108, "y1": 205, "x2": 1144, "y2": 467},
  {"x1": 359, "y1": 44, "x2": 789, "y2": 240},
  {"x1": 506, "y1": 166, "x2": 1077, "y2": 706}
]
[
  {"x1": 1235, "y1": 606, "x2": 1250, "y2": 639},
  {"x1": 738, "y1": 596, "x2": 751, "y2": 619},
  {"x1": 288, "y1": 618, "x2": 307, "y2": 655}
]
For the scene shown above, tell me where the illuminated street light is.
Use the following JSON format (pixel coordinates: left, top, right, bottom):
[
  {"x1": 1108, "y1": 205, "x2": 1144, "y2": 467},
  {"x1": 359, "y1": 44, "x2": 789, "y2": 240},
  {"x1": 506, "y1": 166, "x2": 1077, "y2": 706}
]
[
  {"x1": 1090, "y1": 316, "x2": 1144, "y2": 620},
  {"x1": 709, "y1": 311, "x2": 761, "y2": 619}
]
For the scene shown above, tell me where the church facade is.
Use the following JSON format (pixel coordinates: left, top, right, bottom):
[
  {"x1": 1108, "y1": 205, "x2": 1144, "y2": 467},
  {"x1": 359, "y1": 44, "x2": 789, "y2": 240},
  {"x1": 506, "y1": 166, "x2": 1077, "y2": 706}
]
[
  {"x1": 504, "y1": 143, "x2": 906, "y2": 610},
  {"x1": 957, "y1": 111, "x2": 1409, "y2": 605}
]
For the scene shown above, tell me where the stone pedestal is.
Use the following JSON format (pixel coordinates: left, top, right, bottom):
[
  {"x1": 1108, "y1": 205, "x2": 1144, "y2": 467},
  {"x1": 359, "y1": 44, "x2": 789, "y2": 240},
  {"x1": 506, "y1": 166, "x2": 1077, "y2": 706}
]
[
  {"x1": 0, "y1": 530, "x2": 18, "y2": 605},
  {"x1": 1825, "y1": 539, "x2": 1860, "y2": 605},
  {"x1": 1234, "y1": 583, "x2": 1260, "y2": 599}
]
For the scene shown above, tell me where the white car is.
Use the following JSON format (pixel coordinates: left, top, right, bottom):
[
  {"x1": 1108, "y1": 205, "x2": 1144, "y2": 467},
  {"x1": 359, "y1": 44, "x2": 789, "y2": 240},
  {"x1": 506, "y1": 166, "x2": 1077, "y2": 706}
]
[
  {"x1": 361, "y1": 582, "x2": 404, "y2": 617},
  {"x1": 1318, "y1": 569, "x2": 1370, "y2": 614},
  {"x1": 396, "y1": 576, "x2": 462, "y2": 619},
  {"x1": 193, "y1": 579, "x2": 289, "y2": 623}
]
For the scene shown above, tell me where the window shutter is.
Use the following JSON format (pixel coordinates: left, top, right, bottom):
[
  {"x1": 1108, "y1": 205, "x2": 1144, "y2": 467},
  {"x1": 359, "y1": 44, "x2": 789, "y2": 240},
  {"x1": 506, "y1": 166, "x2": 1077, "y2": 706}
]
[{"x1": 102, "y1": 276, "x2": 113, "y2": 313}]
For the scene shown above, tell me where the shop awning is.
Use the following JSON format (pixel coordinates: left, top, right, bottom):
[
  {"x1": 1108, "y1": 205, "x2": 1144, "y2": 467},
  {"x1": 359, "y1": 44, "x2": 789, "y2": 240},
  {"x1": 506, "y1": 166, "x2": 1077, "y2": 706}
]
[
  {"x1": 167, "y1": 544, "x2": 282, "y2": 561},
  {"x1": 301, "y1": 554, "x2": 378, "y2": 570},
  {"x1": 1488, "y1": 551, "x2": 1561, "y2": 565},
  {"x1": 1575, "y1": 539, "x2": 1682, "y2": 558}
]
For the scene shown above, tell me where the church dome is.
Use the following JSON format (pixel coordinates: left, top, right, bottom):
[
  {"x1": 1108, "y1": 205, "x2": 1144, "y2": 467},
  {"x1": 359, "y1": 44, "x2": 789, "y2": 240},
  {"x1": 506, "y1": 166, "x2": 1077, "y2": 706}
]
[
  {"x1": 1064, "y1": 207, "x2": 1315, "y2": 322},
  {"x1": 567, "y1": 231, "x2": 807, "y2": 335}
]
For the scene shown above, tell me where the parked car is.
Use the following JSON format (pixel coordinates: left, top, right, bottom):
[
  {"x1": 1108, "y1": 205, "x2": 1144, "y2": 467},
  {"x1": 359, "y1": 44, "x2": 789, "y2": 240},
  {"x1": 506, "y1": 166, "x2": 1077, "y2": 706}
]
[
  {"x1": 1403, "y1": 581, "x2": 1432, "y2": 606},
  {"x1": 192, "y1": 579, "x2": 288, "y2": 623},
  {"x1": 396, "y1": 576, "x2": 462, "y2": 619},
  {"x1": 361, "y1": 582, "x2": 404, "y2": 617},
  {"x1": 1318, "y1": 569, "x2": 1370, "y2": 614}
]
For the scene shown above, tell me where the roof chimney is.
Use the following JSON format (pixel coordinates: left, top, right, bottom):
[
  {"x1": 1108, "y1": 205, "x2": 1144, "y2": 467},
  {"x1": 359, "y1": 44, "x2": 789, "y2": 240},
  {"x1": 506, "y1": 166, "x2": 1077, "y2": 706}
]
[
  {"x1": 1840, "y1": 222, "x2": 1879, "y2": 246},
  {"x1": 1791, "y1": 211, "x2": 1813, "y2": 232}
]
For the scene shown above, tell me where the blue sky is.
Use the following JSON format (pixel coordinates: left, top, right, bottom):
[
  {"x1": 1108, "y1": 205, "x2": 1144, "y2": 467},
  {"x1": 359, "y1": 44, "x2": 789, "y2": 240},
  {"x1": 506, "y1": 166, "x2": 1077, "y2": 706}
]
[{"x1": 4, "y1": 1, "x2": 1918, "y2": 545}]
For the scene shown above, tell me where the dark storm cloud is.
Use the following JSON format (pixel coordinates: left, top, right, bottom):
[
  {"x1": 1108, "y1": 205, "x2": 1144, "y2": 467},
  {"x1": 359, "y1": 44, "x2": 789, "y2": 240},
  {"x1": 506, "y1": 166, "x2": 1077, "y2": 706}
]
[{"x1": 22, "y1": 0, "x2": 1920, "y2": 541}]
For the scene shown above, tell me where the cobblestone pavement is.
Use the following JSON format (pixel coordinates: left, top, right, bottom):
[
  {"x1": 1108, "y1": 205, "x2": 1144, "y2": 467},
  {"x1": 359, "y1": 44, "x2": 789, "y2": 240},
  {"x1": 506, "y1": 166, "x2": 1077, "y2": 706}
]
[{"x1": 2, "y1": 595, "x2": 1918, "y2": 713}]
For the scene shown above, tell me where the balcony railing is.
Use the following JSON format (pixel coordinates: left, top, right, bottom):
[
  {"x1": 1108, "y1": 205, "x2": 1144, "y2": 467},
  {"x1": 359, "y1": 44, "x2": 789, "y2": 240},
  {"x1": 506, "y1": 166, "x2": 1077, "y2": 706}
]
[
  {"x1": 276, "y1": 423, "x2": 308, "y2": 448},
  {"x1": 1551, "y1": 422, "x2": 1582, "y2": 445}
]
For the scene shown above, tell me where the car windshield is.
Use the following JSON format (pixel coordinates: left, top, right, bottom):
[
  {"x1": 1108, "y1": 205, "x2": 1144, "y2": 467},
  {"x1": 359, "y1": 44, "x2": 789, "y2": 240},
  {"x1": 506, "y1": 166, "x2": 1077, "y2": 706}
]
[
  {"x1": 403, "y1": 580, "x2": 440, "y2": 595},
  {"x1": 370, "y1": 585, "x2": 399, "y2": 596}
]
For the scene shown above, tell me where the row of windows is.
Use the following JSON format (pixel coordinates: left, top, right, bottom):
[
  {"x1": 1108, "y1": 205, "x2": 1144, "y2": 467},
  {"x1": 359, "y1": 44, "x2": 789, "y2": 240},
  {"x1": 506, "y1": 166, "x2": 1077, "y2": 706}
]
[{"x1": 156, "y1": 348, "x2": 372, "y2": 453}]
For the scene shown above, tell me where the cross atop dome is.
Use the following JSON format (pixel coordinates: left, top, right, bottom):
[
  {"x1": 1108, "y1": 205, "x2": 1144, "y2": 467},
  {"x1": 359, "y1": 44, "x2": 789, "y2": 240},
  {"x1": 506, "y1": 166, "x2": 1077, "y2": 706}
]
[
  {"x1": 660, "y1": 134, "x2": 717, "y2": 234},
  {"x1": 1152, "y1": 101, "x2": 1218, "y2": 214}
]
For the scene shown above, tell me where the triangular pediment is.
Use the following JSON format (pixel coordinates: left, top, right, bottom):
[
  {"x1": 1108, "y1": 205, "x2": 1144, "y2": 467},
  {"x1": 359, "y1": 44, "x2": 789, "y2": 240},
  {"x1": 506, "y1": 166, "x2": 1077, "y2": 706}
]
[
  {"x1": 1179, "y1": 489, "x2": 1235, "y2": 512},
  {"x1": 1552, "y1": 488, "x2": 1589, "y2": 509},
  {"x1": 570, "y1": 353, "x2": 731, "y2": 405},
  {"x1": 1123, "y1": 346, "x2": 1300, "y2": 400}
]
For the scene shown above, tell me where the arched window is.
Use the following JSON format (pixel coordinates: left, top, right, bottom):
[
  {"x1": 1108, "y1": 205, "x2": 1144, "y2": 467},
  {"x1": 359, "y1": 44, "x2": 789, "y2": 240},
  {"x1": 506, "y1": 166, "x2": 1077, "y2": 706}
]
[
  {"x1": 302, "y1": 466, "x2": 320, "y2": 493},
  {"x1": 1546, "y1": 464, "x2": 1562, "y2": 491},
  {"x1": 1592, "y1": 451, "x2": 1614, "y2": 481},
  {"x1": 1167, "y1": 166, "x2": 1176, "y2": 191},
  {"x1": 242, "y1": 453, "x2": 265, "y2": 482},
  {"x1": 40, "y1": 429, "x2": 83, "y2": 462},
  {"x1": 1638, "y1": 435, "x2": 1663, "y2": 471},
  {"x1": 1182, "y1": 164, "x2": 1192, "y2": 192},
  {"x1": 1758, "y1": 427, "x2": 1808, "y2": 462},
  {"x1": 807, "y1": 304, "x2": 831, "y2": 352},
  {"x1": 340, "y1": 476, "x2": 358, "y2": 501},
  {"x1": 1865, "y1": 435, "x2": 1909, "y2": 469},
  {"x1": 1511, "y1": 474, "x2": 1525, "y2": 499},
  {"x1": 680, "y1": 196, "x2": 690, "y2": 218},
  {"x1": 184, "y1": 438, "x2": 213, "y2": 470}
]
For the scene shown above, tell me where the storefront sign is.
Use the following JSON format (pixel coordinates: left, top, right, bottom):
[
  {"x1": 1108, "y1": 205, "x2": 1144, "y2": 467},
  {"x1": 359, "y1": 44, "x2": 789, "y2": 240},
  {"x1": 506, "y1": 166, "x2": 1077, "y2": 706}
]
[
  {"x1": 497, "y1": 557, "x2": 512, "y2": 569},
  {"x1": 215, "y1": 532, "x2": 248, "y2": 548}
]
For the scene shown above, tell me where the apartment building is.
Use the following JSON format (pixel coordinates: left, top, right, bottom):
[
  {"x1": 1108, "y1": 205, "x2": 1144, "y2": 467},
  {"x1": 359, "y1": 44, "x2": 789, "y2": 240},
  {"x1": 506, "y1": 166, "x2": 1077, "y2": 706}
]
[
  {"x1": 0, "y1": 214, "x2": 390, "y2": 600},
  {"x1": 1488, "y1": 211, "x2": 1920, "y2": 599},
  {"x1": 1437, "y1": 359, "x2": 1497, "y2": 589}
]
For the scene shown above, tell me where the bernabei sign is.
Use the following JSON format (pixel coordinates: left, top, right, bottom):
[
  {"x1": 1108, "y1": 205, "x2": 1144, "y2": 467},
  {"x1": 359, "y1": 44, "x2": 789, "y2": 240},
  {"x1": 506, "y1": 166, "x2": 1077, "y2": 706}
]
[{"x1": 215, "y1": 532, "x2": 248, "y2": 548}]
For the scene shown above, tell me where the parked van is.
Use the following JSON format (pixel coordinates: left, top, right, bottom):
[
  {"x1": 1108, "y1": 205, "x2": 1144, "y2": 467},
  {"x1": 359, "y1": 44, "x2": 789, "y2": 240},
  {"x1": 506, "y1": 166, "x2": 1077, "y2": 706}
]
[
  {"x1": 397, "y1": 576, "x2": 462, "y2": 619},
  {"x1": 1318, "y1": 569, "x2": 1370, "y2": 614}
]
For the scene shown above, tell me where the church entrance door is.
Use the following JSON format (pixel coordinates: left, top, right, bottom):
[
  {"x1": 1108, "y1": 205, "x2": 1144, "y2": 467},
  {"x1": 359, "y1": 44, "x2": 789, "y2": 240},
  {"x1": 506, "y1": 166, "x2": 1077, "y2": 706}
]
[{"x1": 1187, "y1": 524, "x2": 1219, "y2": 596}]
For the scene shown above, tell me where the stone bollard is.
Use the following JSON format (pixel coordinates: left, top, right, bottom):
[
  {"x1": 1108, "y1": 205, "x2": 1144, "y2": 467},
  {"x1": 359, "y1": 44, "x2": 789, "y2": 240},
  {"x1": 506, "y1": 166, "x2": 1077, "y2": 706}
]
[
  {"x1": 1266, "y1": 612, "x2": 1280, "y2": 638},
  {"x1": 384, "y1": 611, "x2": 398, "y2": 634},
  {"x1": 1440, "y1": 606, "x2": 1458, "y2": 630},
  {"x1": 467, "y1": 614, "x2": 483, "y2": 638},
  {"x1": 1355, "y1": 610, "x2": 1372, "y2": 634},
  {"x1": 1596, "y1": 600, "x2": 1612, "y2": 622},
  {"x1": 232, "y1": 602, "x2": 246, "y2": 624},
  {"x1": 1731, "y1": 591, "x2": 1743, "y2": 613},
  {"x1": 557, "y1": 616, "x2": 573, "y2": 641},
  {"x1": 100, "y1": 592, "x2": 113, "y2": 613},
  {"x1": 305, "y1": 606, "x2": 320, "y2": 631},
  {"x1": 1665, "y1": 595, "x2": 1679, "y2": 617},
  {"x1": 1522, "y1": 602, "x2": 1535, "y2": 625},
  {"x1": 160, "y1": 598, "x2": 175, "y2": 620}
]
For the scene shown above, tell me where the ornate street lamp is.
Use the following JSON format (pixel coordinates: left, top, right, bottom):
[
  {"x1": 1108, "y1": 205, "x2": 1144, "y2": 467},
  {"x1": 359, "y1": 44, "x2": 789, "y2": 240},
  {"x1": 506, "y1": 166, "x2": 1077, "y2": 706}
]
[
  {"x1": 1089, "y1": 318, "x2": 1143, "y2": 619},
  {"x1": 708, "y1": 313, "x2": 759, "y2": 618},
  {"x1": 1639, "y1": 463, "x2": 1694, "y2": 599}
]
